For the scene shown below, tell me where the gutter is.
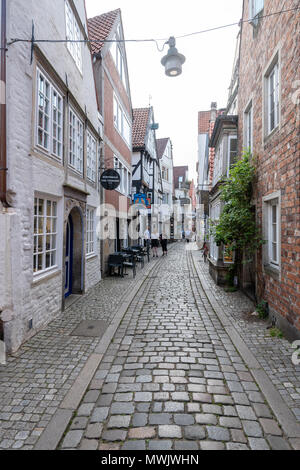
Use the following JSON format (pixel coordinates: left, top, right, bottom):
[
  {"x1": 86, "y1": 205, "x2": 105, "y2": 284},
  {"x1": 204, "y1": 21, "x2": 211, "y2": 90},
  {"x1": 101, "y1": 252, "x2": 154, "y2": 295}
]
[{"x1": 0, "y1": 0, "x2": 7, "y2": 205}]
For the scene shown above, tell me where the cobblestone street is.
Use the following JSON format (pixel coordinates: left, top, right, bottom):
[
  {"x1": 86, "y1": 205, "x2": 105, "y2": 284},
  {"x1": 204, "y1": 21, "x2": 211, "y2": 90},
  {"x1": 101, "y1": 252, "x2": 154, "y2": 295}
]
[{"x1": 0, "y1": 243, "x2": 299, "y2": 450}]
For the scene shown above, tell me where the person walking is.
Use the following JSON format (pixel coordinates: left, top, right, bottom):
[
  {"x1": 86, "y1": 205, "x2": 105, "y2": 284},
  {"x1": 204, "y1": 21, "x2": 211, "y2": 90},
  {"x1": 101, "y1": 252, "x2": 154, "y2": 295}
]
[
  {"x1": 160, "y1": 232, "x2": 168, "y2": 256},
  {"x1": 185, "y1": 229, "x2": 191, "y2": 243},
  {"x1": 151, "y1": 229, "x2": 160, "y2": 257},
  {"x1": 201, "y1": 241, "x2": 209, "y2": 263}
]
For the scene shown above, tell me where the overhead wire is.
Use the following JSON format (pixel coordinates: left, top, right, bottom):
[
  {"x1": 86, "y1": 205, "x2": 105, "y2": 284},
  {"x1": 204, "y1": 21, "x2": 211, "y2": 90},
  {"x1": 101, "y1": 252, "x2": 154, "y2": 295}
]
[{"x1": 6, "y1": 5, "x2": 300, "y2": 50}]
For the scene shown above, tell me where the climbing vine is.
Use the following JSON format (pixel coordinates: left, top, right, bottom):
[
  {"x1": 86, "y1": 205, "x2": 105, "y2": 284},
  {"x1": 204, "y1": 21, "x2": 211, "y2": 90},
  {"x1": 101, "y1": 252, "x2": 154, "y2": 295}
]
[{"x1": 210, "y1": 150, "x2": 264, "y2": 278}]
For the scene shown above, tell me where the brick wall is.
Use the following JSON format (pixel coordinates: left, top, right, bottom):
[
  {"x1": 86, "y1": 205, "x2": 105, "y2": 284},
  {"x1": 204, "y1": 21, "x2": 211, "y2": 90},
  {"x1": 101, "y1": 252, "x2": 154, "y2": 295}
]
[{"x1": 238, "y1": 0, "x2": 300, "y2": 336}]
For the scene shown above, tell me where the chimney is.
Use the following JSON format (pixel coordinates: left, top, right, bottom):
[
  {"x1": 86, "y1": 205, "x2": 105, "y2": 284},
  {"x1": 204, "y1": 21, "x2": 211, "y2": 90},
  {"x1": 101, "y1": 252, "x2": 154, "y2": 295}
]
[{"x1": 210, "y1": 102, "x2": 217, "y2": 122}]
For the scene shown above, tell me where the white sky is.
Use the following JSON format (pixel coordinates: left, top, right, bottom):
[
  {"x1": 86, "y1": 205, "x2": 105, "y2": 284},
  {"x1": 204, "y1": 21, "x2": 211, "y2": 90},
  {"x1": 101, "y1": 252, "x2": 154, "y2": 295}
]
[{"x1": 85, "y1": 0, "x2": 242, "y2": 181}]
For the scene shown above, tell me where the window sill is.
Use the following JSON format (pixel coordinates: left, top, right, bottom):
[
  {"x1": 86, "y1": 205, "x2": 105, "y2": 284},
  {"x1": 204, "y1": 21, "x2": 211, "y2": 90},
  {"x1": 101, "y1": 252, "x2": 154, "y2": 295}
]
[
  {"x1": 263, "y1": 263, "x2": 280, "y2": 280},
  {"x1": 33, "y1": 146, "x2": 63, "y2": 164},
  {"x1": 264, "y1": 125, "x2": 279, "y2": 145},
  {"x1": 32, "y1": 268, "x2": 61, "y2": 286},
  {"x1": 86, "y1": 253, "x2": 97, "y2": 261}
]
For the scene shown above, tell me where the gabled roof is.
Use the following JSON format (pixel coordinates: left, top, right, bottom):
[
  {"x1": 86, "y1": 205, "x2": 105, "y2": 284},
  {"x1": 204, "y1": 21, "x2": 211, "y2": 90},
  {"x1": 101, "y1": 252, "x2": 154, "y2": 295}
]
[
  {"x1": 156, "y1": 138, "x2": 169, "y2": 159},
  {"x1": 132, "y1": 108, "x2": 151, "y2": 148},
  {"x1": 87, "y1": 9, "x2": 120, "y2": 55},
  {"x1": 173, "y1": 166, "x2": 188, "y2": 189}
]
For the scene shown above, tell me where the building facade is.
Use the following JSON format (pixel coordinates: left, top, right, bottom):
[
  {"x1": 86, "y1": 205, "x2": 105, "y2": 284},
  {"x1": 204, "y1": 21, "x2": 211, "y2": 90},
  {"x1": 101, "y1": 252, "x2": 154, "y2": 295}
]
[
  {"x1": 238, "y1": 0, "x2": 300, "y2": 339},
  {"x1": 88, "y1": 9, "x2": 133, "y2": 269},
  {"x1": 132, "y1": 107, "x2": 163, "y2": 233},
  {"x1": 208, "y1": 115, "x2": 238, "y2": 285},
  {"x1": 0, "y1": 0, "x2": 102, "y2": 352},
  {"x1": 196, "y1": 103, "x2": 224, "y2": 244}
]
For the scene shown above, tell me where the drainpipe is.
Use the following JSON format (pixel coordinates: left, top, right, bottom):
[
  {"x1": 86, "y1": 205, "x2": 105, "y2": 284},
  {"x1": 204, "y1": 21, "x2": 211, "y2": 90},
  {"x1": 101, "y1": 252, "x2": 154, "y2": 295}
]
[{"x1": 0, "y1": 0, "x2": 7, "y2": 206}]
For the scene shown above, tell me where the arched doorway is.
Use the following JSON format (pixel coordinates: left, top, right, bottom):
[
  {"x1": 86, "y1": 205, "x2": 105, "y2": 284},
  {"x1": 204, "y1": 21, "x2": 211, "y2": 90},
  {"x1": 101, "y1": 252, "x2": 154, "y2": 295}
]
[{"x1": 64, "y1": 206, "x2": 84, "y2": 298}]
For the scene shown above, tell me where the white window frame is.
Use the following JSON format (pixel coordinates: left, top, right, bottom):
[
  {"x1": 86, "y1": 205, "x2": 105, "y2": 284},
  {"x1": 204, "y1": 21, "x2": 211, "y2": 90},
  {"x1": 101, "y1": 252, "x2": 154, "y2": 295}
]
[
  {"x1": 249, "y1": 0, "x2": 264, "y2": 24},
  {"x1": 87, "y1": 131, "x2": 97, "y2": 183},
  {"x1": 36, "y1": 68, "x2": 64, "y2": 160},
  {"x1": 113, "y1": 94, "x2": 132, "y2": 147},
  {"x1": 244, "y1": 101, "x2": 253, "y2": 152},
  {"x1": 86, "y1": 207, "x2": 96, "y2": 257},
  {"x1": 227, "y1": 135, "x2": 238, "y2": 177},
  {"x1": 267, "y1": 62, "x2": 279, "y2": 135},
  {"x1": 65, "y1": 0, "x2": 82, "y2": 73},
  {"x1": 69, "y1": 107, "x2": 84, "y2": 175},
  {"x1": 33, "y1": 196, "x2": 58, "y2": 276},
  {"x1": 111, "y1": 33, "x2": 128, "y2": 92},
  {"x1": 113, "y1": 156, "x2": 131, "y2": 196},
  {"x1": 264, "y1": 51, "x2": 280, "y2": 139},
  {"x1": 263, "y1": 191, "x2": 281, "y2": 276},
  {"x1": 268, "y1": 199, "x2": 280, "y2": 267}
]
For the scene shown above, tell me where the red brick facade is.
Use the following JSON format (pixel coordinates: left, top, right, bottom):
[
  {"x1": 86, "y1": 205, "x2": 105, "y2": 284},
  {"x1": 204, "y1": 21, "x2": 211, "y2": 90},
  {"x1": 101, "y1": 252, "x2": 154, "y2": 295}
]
[{"x1": 238, "y1": 0, "x2": 300, "y2": 337}]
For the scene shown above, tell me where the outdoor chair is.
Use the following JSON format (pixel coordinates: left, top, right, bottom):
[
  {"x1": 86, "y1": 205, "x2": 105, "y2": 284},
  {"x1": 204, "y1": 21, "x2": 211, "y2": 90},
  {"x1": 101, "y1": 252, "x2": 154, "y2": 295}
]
[
  {"x1": 108, "y1": 254, "x2": 125, "y2": 277},
  {"x1": 122, "y1": 253, "x2": 136, "y2": 278},
  {"x1": 128, "y1": 246, "x2": 145, "y2": 268}
]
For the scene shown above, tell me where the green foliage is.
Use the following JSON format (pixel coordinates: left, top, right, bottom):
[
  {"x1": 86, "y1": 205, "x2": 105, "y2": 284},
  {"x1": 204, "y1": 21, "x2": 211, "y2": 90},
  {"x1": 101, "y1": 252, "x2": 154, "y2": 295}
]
[
  {"x1": 225, "y1": 286, "x2": 238, "y2": 293},
  {"x1": 210, "y1": 150, "x2": 264, "y2": 263},
  {"x1": 225, "y1": 265, "x2": 235, "y2": 287},
  {"x1": 269, "y1": 327, "x2": 283, "y2": 339},
  {"x1": 256, "y1": 300, "x2": 268, "y2": 319}
]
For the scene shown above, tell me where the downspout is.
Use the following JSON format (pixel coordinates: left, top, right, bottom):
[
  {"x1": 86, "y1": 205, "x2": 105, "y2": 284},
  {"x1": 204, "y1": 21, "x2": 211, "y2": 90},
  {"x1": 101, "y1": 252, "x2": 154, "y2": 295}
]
[{"x1": 0, "y1": 0, "x2": 7, "y2": 206}]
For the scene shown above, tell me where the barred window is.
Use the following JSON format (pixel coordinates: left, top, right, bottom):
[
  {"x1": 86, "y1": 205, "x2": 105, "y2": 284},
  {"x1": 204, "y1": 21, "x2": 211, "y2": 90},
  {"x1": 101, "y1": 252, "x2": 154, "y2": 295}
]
[{"x1": 33, "y1": 197, "x2": 58, "y2": 274}]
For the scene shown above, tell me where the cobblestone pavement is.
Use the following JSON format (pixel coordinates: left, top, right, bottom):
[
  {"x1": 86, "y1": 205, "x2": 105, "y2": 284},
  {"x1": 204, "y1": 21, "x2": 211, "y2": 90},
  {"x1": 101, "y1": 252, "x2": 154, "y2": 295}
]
[
  {"x1": 57, "y1": 243, "x2": 299, "y2": 450},
  {"x1": 0, "y1": 254, "x2": 160, "y2": 450},
  {"x1": 193, "y1": 249, "x2": 300, "y2": 423}
]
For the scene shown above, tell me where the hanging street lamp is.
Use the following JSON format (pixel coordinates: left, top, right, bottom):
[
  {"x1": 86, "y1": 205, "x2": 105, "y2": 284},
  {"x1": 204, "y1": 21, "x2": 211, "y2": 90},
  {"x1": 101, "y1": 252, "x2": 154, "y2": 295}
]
[{"x1": 161, "y1": 36, "x2": 186, "y2": 77}]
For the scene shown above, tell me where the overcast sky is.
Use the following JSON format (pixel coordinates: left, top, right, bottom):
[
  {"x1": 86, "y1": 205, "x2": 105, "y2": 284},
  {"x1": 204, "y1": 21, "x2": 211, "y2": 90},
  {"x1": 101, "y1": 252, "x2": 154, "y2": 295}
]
[{"x1": 85, "y1": 0, "x2": 242, "y2": 181}]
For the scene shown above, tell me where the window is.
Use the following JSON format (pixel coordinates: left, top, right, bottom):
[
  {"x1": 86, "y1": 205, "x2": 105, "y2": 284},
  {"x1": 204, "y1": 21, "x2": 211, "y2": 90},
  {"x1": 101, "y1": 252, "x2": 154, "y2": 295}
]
[
  {"x1": 213, "y1": 145, "x2": 222, "y2": 185},
  {"x1": 227, "y1": 136, "x2": 238, "y2": 176},
  {"x1": 266, "y1": 62, "x2": 279, "y2": 135},
  {"x1": 268, "y1": 199, "x2": 279, "y2": 266},
  {"x1": 162, "y1": 167, "x2": 169, "y2": 181},
  {"x1": 244, "y1": 103, "x2": 253, "y2": 152},
  {"x1": 37, "y1": 69, "x2": 63, "y2": 159},
  {"x1": 52, "y1": 90, "x2": 63, "y2": 158},
  {"x1": 69, "y1": 108, "x2": 83, "y2": 174},
  {"x1": 113, "y1": 95, "x2": 131, "y2": 147},
  {"x1": 65, "y1": 0, "x2": 82, "y2": 72},
  {"x1": 210, "y1": 202, "x2": 220, "y2": 261},
  {"x1": 87, "y1": 131, "x2": 97, "y2": 182},
  {"x1": 263, "y1": 192, "x2": 281, "y2": 274},
  {"x1": 114, "y1": 156, "x2": 131, "y2": 196},
  {"x1": 163, "y1": 193, "x2": 169, "y2": 204},
  {"x1": 249, "y1": 0, "x2": 264, "y2": 23},
  {"x1": 86, "y1": 208, "x2": 95, "y2": 256},
  {"x1": 111, "y1": 34, "x2": 128, "y2": 91},
  {"x1": 33, "y1": 197, "x2": 58, "y2": 274}
]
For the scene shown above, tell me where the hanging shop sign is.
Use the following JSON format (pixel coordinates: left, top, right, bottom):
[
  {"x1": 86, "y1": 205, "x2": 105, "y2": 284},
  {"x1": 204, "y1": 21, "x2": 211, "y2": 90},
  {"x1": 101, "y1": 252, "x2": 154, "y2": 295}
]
[
  {"x1": 133, "y1": 193, "x2": 151, "y2": 209},
  {"x1": 100, "y1": 169, "x2": 120, "y2": 190}
]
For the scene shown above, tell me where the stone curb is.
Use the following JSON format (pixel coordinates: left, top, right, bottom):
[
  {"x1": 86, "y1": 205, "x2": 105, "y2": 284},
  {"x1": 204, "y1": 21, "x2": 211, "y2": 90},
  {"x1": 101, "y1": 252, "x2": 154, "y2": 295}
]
[
  {"x1": 191, "y1": 251, "x2": 300, "y2": 439},
  {"x1": 34, "y1": 245, "x2": 176, "y2": 450}
]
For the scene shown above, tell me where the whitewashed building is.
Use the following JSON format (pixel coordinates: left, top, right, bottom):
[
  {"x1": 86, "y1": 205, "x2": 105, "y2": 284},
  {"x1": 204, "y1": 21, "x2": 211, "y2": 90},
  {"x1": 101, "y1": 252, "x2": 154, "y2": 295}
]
[{"x1": 0, "y1": 0, "x2": 102, "y2": 352}]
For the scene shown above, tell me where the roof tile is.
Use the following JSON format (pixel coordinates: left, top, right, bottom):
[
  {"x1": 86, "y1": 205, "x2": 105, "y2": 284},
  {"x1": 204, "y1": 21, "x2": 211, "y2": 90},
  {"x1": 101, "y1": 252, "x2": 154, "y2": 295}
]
[{"x1": 87, "y1": 9, "x2": 120, "y2": 54}]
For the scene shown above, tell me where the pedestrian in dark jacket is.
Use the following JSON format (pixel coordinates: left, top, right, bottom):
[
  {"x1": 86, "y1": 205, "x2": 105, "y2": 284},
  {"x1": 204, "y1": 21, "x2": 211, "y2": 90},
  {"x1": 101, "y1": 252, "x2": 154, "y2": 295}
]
[{"x1": 160, "y1": 233, "x2": 168, "y2": 256}]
